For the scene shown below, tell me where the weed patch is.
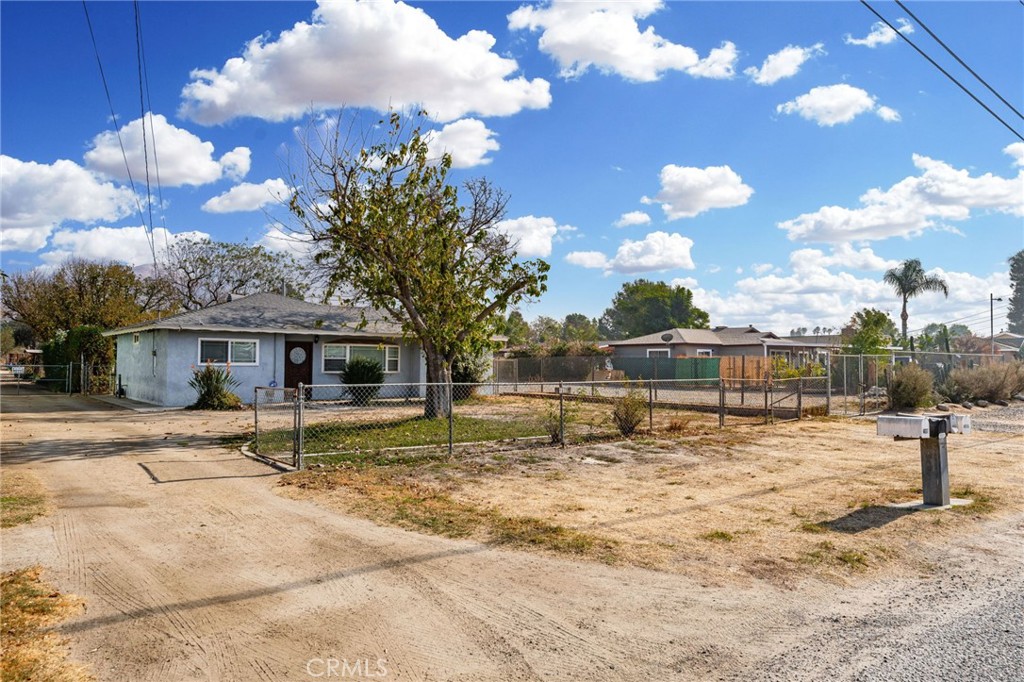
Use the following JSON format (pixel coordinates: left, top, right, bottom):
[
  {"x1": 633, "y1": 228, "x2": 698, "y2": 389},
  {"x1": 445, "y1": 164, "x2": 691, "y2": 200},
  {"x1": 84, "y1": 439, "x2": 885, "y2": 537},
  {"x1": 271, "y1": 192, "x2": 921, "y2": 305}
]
[
  {"x1": 1, "y1": 470, "x2": 48, "y2": 529},
  {"x1": 1, "y1": 566, "x2": 88, "y2": 682}
]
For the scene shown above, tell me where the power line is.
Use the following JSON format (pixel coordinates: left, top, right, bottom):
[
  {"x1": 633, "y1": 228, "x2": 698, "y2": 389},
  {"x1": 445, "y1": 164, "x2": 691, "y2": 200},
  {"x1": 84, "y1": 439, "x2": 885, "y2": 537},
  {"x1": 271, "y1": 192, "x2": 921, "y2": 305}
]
[
  {"x1": 894, "y1": 0, "x2": 1023, "y2": 121},
  {"x1": 81, "y1": 1, "x2": 149, "y2": 229},
  {"x1": 133, "y1": 0, "x2": 157, "y2": 265},
  {"x1": 860, "y1": 0, "x2": 1023, "y2": 141},
  {"x1": 134, "y1": 1, "x2": 169, "y2": 252},
  {"x1": 906, "y1": 301, "x2": 1009, "y2": 336}
]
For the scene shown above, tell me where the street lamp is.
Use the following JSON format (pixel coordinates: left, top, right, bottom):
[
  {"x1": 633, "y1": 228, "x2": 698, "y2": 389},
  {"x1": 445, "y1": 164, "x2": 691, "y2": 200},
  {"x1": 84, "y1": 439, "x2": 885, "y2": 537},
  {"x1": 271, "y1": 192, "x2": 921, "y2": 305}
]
[{"x1": 991, "y1": 293, "x2": 1003, "y2": 355}]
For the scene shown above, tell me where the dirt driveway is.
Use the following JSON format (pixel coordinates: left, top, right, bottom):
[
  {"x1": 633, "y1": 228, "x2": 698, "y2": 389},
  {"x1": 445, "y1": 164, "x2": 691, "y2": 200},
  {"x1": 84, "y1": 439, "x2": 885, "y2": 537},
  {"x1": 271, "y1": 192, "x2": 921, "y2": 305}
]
[{"x1": 2, "y1": 394, "x2": 1021, "y2": 681}]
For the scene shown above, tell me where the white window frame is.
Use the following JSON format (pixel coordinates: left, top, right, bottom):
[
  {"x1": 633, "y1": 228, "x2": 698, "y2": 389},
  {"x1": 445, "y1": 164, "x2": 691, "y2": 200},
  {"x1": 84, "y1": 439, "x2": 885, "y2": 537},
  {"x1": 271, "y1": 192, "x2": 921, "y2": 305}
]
[
  {"x1": 132, "y1": 333, "x2": 140, "y2": 345},
  {"x1": 695, "y1": 349, "x2": 714, "y2": 357},
  {"x1": 646, "y1": 348, "x2": 670, "y2": 358},
  {"x1": 197, "y1": 338, "x2": 259, "y2": 366},
  {"x1": 321, "y1": 343, "x2": 400, "y2": 374}
]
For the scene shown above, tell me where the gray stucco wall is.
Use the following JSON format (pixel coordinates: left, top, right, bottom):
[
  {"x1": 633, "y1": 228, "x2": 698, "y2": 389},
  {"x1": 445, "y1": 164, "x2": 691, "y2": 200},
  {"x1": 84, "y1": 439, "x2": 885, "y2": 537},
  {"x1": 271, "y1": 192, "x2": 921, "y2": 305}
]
[
  {"x1": 114, "y1": 330, "x2": 168, "y2": 405},
  {"x1": 115, "y1": 330, "x2": 424, "y2": 407}
]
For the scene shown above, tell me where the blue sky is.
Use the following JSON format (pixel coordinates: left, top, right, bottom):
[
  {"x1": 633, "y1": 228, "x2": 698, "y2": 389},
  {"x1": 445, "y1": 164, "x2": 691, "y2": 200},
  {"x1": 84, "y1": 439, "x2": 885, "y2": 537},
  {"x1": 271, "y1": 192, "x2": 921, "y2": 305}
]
[{"x1": 2, "y1": 0, "x2": 1022, "y2": 336}]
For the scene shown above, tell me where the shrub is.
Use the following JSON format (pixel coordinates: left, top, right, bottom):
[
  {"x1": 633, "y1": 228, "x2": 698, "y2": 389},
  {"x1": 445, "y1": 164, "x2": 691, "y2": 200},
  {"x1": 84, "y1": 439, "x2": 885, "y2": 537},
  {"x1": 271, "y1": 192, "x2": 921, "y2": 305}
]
[
  {"x1": 452, "y1": 352, "x2": 490, "y2": 401},
  {"x1": 612, "y1": 386, "x2": 647, "y2": 436},
  {"x1": 935, "y1": 375, "x2": 971, "y2": 404},
  {"x1": 342, "y1": 356, "x2": 385, "y2": 405},
  {"x1": 188, "y1": 363, "x2": 242, "y2": 410},
  {"x1": 948, "y1": 361, "x2": 1024, "y2": 402},
  {"x1": 887, "y1": 364, "x2": 934, "y2": 410}
]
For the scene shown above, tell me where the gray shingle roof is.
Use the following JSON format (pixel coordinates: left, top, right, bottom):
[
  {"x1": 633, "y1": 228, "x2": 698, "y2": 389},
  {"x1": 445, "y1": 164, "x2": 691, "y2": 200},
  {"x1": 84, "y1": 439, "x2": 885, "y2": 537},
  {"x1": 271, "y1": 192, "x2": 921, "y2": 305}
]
[
  {"x1": 104, "y1": 293, "x2": 404, "y2": 338},
  {"x1": 609, "y1": 326, "x2": 835, "y2": 349}
]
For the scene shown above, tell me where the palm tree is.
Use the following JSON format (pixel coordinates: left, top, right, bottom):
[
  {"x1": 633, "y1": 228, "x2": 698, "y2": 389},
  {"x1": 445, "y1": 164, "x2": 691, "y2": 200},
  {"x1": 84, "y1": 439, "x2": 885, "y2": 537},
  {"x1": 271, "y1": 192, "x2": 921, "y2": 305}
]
[{"x1": 883, "y1": 259, "x2": 949, "y2": 342}]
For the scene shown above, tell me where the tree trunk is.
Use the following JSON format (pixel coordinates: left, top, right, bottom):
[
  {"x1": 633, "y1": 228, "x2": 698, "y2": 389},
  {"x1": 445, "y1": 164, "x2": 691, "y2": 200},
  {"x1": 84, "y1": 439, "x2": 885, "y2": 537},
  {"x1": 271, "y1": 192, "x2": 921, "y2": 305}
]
[
  {"x1": 900, "y1": 298, "x2": 909, "y2": 342},
  {"x1": 423, "y1": 350, "x2": 451, "y2": 419}
]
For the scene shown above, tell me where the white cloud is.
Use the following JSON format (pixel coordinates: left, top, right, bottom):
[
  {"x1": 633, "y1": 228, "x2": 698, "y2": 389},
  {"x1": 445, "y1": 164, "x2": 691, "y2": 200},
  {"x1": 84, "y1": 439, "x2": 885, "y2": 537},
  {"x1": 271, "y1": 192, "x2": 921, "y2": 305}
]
[
  {"x1": 0, "y1": 155, "x2": 138, "y2": 252},
  {"x1": 779, "y1": 153, "x2": 1024, "y2": 242},
  {"x1": 508, "y1": 1, "x2": 737, "y2": 82},
  {"x1": 776, "y1": 84, "x2": 899, "y2": 126},
  {"x1": 844, "y1": 18, "x2": 914, "y2": 48},
  {"x1": 641, "y1": 164, "x2": 753, "y2": 219},
  {"x1": 670, "y1": 276, "x2": 699, "y2": 289},
  {"x1": 1005, "y1": 142, "x2": 1024, "y2": 166},
  {"x1": 876, "y1": 106, "x2": 901, "y2": 123},
  {"x1": 692, "y1": 248, "x2": 1006, "y2": 335},
  {"x1": 259, "y1": 224, "x2": 315, "y2": 261},
  {"x1": 565, "y1": 231, "x2": 694, "y2": 274},
  {"x1": 752, "y1": 263, "x2": 775, "y2": 275},
  {"x1": 565, "y1": 251, "x2": 609, "y2": 269},
  {"x1": 614, "y1": 210, "x2": 652, "y2": 228},
  {"x1": 84, "y1": 113, "x2": 250, "y2": 186},
  {"x1": 202, "y1": 178, "x2": 289, "y2": 213},
  {"x1": 493, "y1": 215, "x2": 575, "y2": 258},
  {"x1": 39, "y1": 225, "x2": 209, "y2": 267},
  {"x1": 423, "y1": 119, "x2": 500, "y2": 168},
  {"x1": 180, "y1": 0, "x2": 550, "y2": 124},
  {"x1": 744, "y1": 43, "x2": 825, "y2": 85}
]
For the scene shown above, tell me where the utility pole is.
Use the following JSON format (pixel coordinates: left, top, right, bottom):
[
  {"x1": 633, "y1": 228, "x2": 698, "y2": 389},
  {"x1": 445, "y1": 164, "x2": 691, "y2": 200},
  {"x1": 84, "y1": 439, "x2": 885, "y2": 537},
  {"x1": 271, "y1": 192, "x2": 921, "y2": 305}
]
[{"x1": 991, "y1": 293, "x2": 1003, "y2": 355}]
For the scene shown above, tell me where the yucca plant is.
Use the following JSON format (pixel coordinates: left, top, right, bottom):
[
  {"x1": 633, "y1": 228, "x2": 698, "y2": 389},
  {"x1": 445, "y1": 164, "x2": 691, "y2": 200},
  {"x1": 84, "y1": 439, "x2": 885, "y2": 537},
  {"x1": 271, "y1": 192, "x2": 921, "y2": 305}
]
[{"x1": 188, "y1": 362, "x2": 242, "y2": 410}]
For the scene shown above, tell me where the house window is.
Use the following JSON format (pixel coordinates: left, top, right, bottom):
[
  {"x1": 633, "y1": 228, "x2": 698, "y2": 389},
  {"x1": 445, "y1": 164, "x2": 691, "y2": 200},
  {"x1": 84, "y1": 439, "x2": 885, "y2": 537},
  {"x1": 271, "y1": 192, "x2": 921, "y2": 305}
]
[
  {"x1": 323, "y1": 344, "x2": 348, "y2": 373},
  {"x1": 647, "y1": 349, "x2": 670, "y2": 358},
  {"x1": 322, "y1": 344, "x2": 400, "y2": 374},
  {"x1": 198, "y1": 339, "x2": 259, "y2": 365},
  {"x1": 132, "y1": 333, "x2": 140, "y2": 345},
  {"x1": 696, "y1": 349, "x2": 713, "y2": 357}
]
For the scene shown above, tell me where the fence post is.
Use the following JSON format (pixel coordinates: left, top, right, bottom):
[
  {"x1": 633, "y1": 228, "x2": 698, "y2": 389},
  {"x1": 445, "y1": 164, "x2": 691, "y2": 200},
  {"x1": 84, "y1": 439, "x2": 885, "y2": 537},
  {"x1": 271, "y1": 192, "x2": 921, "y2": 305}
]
[
  {"x1": 253, "y1": 388, "x2": 260, "y2": 454},
  {"x1": 66, "y1": 363, "x2": 72, "y2": 394},
  {"x1": 718, "y1": 378, "x2": 725, "y2": 428},
  {"x1": 859, "y1": 355, "x2": 865, "y2": 416},
  {"x1": 652, "y1": 357, "x2": 658, "y2": 401},
  {"x1": 447, "y1": 380, "x2": 454, "y2": 456},
  {"x1": 740, "y1": 356, "x2": 746, "y2": 405},
  {"x1": 559, "y1": 381, "x2": 565, "y2": 447},
  {"x1": 825, "y1": 353, "x2": 832, "y2": 417},
  {"x1": 296, "y1": 383, "x2": 305, "y2": 470},
  {"x1": 797, "y1": 377, "x2": 803, "y2": 420},
  {"x1": 763, "y1": 378, "x2": 769, "y2": 425},
  {"x1": 648, "y1": 378, "x2": 654, "y2": 433}
]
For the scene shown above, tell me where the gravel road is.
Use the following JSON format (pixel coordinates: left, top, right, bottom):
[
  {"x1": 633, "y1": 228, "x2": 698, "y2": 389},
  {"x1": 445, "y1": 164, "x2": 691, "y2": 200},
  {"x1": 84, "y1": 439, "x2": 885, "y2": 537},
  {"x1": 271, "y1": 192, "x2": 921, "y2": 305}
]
[{"x1": 2, "y1": 393, "x2": 1020, "y2": 681}]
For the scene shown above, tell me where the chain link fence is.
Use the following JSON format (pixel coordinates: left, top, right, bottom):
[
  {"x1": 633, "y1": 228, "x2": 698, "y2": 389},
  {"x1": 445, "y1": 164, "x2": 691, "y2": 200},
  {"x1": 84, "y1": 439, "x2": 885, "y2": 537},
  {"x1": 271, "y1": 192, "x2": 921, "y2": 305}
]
[
  {"x1": 828, "y1": 352, "x2": 1007, "y2": 416},
  {"x1": 253, "y1": 378, "x2": 829, "y2": 469}
]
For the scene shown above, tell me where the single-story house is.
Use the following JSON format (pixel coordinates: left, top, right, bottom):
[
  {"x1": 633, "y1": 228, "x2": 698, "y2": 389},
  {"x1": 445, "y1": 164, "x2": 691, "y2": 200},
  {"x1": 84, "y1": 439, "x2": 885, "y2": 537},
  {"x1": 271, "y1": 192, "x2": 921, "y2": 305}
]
[
  {"x1": 103, "y1": 292, "x2": 426, "y2": 407},
  {"x1": 608, "y1": 325, "x2": 833, "y2": 364}
]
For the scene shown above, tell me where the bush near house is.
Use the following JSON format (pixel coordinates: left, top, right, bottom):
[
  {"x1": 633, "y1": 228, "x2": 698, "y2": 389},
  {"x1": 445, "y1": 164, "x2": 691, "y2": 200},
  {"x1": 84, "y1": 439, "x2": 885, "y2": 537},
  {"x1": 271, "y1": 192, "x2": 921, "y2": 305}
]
[
  {"x1": 945, "y1": 361, "x2": 1024, "y2": 402},
  {"x1": 887, "y1": 364, "x2": 934, "y2": 410},
  {"x1": 188, "y1": 363, "x2": 242, "y2": 410},
  {"x1": 342, "y1": 357, "x2": 385, "y2": 406}
]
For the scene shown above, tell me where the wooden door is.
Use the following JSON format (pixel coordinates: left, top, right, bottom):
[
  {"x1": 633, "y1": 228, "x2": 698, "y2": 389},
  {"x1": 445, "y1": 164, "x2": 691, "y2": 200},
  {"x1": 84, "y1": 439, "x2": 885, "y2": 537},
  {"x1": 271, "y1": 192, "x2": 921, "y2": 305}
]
[{"x1": 284, "y1": 341, "x2": 313, "y2": 388}]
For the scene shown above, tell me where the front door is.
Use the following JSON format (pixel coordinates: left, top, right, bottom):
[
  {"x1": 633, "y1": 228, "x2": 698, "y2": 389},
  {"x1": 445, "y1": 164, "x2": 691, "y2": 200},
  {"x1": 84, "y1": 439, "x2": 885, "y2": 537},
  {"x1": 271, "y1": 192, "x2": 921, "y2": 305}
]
[{"x1": 284, "y1": 341, "x2": 313, "y2": 388}]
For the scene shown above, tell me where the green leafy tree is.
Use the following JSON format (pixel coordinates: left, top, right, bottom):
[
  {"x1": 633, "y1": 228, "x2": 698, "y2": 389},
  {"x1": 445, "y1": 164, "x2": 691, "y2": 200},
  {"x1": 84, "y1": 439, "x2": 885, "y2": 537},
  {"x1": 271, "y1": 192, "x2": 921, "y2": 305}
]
[
  {"x1": 290, "y1": 111, "x2": 548, "y2": 418},
  {"x1": 530, "y1": 316, "x2": 563, "y2": 344},
  {"x1": 1, "y1": 259, "x2": 170, "y2": 341},
  {"x1": 842, "y1": 308, "x2": 897, "y2": 354},
  {"x1": 599, "y1": 279, "x2": 709, "y2": 340},
  {"x1": 159, "y1": 238, "x2": 309, "y2": 310},
  {"x1": 883, "y1": 259, "x2": 949, "y2": 342},
  {"x1": 1008, "y1": 249, "x2": 1024, "y2": 334},
  {"x1": 494, "y1": 310, "x2": 531, "y2": 346},
  {"x1": 562, "y1": 313, "x2": 600, "y2": 341}
]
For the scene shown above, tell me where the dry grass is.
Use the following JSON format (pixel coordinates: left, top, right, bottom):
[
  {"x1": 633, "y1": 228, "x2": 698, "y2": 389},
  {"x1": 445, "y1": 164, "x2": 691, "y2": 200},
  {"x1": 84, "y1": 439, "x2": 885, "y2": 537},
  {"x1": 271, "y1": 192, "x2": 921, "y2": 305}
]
[
  {"x1": 279, "y1": 415, "x2": 1022, "y2": 586},
  {"x1": 1, "y1": 469, "x2": 49, "y2": 528},
  {"x1": 1, "y1": 566, "x2": 90, "y2": 682}
]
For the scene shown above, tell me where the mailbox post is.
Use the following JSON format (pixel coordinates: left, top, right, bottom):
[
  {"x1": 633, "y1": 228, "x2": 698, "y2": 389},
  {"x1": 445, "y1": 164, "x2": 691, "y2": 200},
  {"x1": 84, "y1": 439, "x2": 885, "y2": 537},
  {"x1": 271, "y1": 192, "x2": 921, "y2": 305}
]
[{"x1": 877, "y1": 413, "x2": 971, "y2": 507}]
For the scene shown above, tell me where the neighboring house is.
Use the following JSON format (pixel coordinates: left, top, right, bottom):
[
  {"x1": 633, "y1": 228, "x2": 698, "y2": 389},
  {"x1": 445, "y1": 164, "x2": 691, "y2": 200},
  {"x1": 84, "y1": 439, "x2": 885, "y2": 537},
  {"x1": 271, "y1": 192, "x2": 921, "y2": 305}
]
[
  {"x1": 103, "y1": 293, "x2": 424, "y2": 407},
  {"x1": 608, "y1": 325, "x2": 832, "y2": 364},
  {"x1": 990, "y1": 332, "x2": 1024, "y2": 357}
]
